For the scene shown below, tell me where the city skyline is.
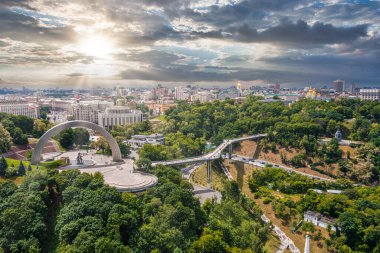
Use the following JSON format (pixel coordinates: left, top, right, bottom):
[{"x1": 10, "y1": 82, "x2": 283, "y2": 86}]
[{"x1": 1, "y1": 0, "x2": 380, "y2": 87}]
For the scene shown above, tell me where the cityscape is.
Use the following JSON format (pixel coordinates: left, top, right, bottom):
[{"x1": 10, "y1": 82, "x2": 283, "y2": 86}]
[{"x1": 0, "y1": 0, "x2": 380, "y2": 253}]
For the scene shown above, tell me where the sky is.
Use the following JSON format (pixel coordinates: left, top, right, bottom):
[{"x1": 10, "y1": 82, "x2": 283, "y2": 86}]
[{"x1": 0, "y1": 0, "x2": 379, "y2": 88}]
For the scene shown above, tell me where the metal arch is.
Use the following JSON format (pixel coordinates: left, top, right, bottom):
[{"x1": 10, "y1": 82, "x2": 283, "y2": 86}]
[{"x1": 31, "y1": 120, "x2": 122, "y2": 165}]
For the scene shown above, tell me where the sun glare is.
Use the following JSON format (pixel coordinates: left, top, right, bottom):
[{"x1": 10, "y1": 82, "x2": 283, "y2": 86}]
[{"x1": 77, "y1": 35, "x2": 114, "y2": 58}]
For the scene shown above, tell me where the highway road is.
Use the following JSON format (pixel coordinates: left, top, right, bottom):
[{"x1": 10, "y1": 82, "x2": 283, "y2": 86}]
[{"x1": 229, "y1": 154, "x2": 335, "y2": 181}]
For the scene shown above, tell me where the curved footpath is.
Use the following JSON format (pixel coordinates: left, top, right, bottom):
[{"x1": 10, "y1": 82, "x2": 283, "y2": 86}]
[{"x1": 181, "y1": 163, "x2": 222, "y2": 204}]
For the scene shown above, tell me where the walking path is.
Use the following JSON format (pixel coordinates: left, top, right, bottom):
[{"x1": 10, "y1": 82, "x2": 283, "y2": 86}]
[
  {"x1": 218, "y1": 160, "x2": 234, "y2": 181},
  {"x1": 261, "y1": 215, "x2": 300, "y2": 253},
  {"x1": 181, "y1": 163, "x2": 222, "y2": 204}
]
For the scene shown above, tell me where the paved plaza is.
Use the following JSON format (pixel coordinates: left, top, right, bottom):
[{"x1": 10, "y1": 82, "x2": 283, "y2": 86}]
[{"x1": 55, "y1": 151, "x2": 157, "y2": 192}]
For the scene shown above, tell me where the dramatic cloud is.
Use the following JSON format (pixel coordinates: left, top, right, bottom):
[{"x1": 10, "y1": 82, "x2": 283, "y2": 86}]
[
  {"x1": 0, "y1": 0, "x2": 379, "y2": 86},
  {"x1": 227, "y1": 20, "x2": 368, "y2": 45}
]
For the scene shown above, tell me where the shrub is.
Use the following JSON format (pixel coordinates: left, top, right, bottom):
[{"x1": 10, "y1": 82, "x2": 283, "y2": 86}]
[
  {"x1": 263, "y1": 197, "x2": 272, "y2": 204},
  {"x1": 5, "y1": 166, "x2": 18, "y2": 178}
]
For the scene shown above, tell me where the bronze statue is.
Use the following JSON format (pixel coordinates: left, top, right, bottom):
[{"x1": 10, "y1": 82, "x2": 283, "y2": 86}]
[{"x1": 76, "y1": 153, "x2": 83, "y2": 165}]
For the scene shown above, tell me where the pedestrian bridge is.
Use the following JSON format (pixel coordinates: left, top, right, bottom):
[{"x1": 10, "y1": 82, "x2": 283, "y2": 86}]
[{"x1": 151, "y1": 134, "x2": 267, "y2": 167}]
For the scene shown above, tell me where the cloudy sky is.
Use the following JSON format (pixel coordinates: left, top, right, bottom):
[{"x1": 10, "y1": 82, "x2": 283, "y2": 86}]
[{"x1": 0, "y1": 0, "x2": 379, "y2": 88}]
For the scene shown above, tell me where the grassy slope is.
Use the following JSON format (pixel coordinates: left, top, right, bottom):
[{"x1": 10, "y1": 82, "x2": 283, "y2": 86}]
[{"x1": 190, "y1": 162, "x2": 228, "y2": 191}]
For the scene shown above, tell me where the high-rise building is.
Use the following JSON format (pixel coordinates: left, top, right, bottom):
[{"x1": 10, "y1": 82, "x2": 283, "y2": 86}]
[
  {"x1": 348, "y1": 83, "x2": 356, "y2": 94},
  {"x1": 333, "y1": 80, "x2": 344, "y2": 93},
  {"x1": 359, "y1": 88, "x2": 380, "y2": 101},
  {"x1": 174, "y1": 87, "x2": 191, "y2": 100},
  {"x1": 0, "y1": 101, "x2": 40, "y2": 118},
  {"x1": 98, "y1": 106, "x2": 143, "y2": 129}
]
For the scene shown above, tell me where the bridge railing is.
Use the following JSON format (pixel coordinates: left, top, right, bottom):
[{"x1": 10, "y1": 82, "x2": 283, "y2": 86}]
[
  {"x1": 152, "y1": 133, "x2": 267, "y2": 166},
  {"x1": 152, "y1": 155, "x2": 214, "y2": 166}
]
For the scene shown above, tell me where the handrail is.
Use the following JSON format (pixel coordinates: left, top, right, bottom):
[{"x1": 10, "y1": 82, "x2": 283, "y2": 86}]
[{"x1": 152, "y1": 133, "x2": 267, "y2": 166}]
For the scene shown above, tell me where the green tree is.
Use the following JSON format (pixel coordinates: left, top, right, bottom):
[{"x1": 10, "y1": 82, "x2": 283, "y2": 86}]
[
  {"x1": 73, "y1": 128, "x2": 90, "y2": 146},
  {"x1": 222, "y1": 181, "x2": 240, "y2": 202},
  {"x1": 12, "y1": 127, "x2": 29, "y2": 145},
  {"x1": 18, "y1": 160, "x2": 26, "y2": 176},
  {"x1": 33, "y1": 119, "x2": 49, "y2": 138},
  {"x1": 95, "y1": 237, "x2": 130, "y2": 253},
  {"x1": 191, "y1": 230, "x2": 229, "y2": 253},
  {"x1": 0, "y1": 123, "x2": 12, "y2": 153},
  {"x1": 59, "y1": 128, "x2": 75, "y2": 149},
  {"x1": 0, "y1": 156, "x2": 8, "y2": 176},
  {"x1": 136, "y1": 158, "x2": 152, "y2": 171},
  {"x1": 138, "y1": 144, "x2": 171, "y2": 161},
  {"x1": 339, "y1": 212, "x2": 360, "y2": 247},
  {"x1": 117, "y1": 140, "x2": 131, "y2": 158}
]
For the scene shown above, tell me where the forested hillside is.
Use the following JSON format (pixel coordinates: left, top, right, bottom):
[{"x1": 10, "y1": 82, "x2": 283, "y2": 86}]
[{"x1": 0, "y1": 167, "x2": 269, "y2": 252}]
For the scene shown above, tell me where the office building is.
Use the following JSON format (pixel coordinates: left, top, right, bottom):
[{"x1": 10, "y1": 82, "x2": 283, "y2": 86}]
[
  {"x1": 191, "y1": 91, "x2": 216, "y2": 103},
  {"x1": 98, "y1": 106, "x2": 143, "y2": 129},
  {"x1": 71, "y1": 101, "x2": 113, "y2": 124},
  {"x1": 359, "y1": 88, "x2": 380, "y2": 101},
  {"x1": 174, "y1": 87, "x2": 191, "y2": 100},
  {"x1": 348, "y1": 83, "x2": 356, "y2": 94},
  {"x1": 0, "y1": 101, "x2": 40, "y2": 118},
  {"x1": 51, "y1": 99, "x2": 74, "y2": 111},
  {"x1": 333, "y1": 80, "x2": 344, "y2": 93}
]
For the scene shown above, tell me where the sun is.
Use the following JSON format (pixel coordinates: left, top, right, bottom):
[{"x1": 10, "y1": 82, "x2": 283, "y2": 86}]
[{"x1": 77, "y1": 35, "x2": 114, "y2": 58}]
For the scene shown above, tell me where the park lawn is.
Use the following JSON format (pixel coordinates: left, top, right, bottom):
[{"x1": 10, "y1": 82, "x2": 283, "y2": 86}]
[
  {"x1": 40, "y1": 159, "x2": 65, "y2": 169},
  {"x1": 5, "y1": 157, "x2": 64, "y2": 170},
  {"x1": 6, "y1": 157, "x2": 40, "y2": 169},
  {"x1": 1, "y1": 158, "x2": 64, "y2": 185}
]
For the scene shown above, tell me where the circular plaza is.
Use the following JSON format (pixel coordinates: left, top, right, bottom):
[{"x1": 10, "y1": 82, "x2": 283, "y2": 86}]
[
  {"x1": 33, "y1": 120, "x2": 158, "y2": 192},
  {"x1": 58, "y1": 156, "x2": 158, "y2": 192}
]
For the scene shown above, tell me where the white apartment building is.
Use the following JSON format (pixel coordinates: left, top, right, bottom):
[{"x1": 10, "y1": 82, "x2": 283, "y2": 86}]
[
  {"x1": 51, "y1": 99, "x2": 74, "y2": 111},
  {"x1": 360, "y1": 88, "x2": 380, "y2": 101},
  {"x1": 0, "y1": 101, "x2": 40, "y2": 118},
  {"x1": 191, "y1": 91, "x2": 216, "y2": 103},
  {"x1": 98, "y1": 106, "x2": 143, "y2": 129},
  {"x1": 175, "y1": 87, "x2": 191, "y2": 100},
  {"x1": 71, "y1": 101, "x2": 113, "y2": 124}
]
